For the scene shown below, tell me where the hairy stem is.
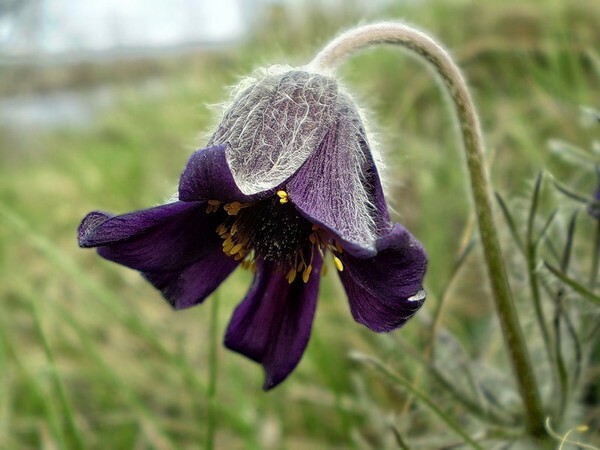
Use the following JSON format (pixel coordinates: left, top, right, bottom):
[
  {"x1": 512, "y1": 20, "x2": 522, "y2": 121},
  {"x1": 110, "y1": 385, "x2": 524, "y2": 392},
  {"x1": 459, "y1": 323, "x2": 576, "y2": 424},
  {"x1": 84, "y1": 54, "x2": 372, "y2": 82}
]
[
  {"x1": 206, "y1": 291, "x2": 220, "y2": 450},
  {"x1": 308, "y1": 22, "x2": 546, "y2": 439}
]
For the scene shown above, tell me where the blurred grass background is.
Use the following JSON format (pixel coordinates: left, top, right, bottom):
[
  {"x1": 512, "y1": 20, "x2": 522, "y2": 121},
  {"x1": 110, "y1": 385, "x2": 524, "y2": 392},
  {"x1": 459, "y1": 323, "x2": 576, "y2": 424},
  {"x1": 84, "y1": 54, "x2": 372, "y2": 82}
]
[{"x1": 1, "y1": 0, "x2": 599, "y2": 448}]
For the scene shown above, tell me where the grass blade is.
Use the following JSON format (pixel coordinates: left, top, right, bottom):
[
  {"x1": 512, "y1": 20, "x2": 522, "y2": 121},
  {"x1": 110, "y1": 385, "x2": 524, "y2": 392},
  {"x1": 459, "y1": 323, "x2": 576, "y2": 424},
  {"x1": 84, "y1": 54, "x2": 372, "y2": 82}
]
[
  {"x1": 27, "y1": 288, "x2": 86, "y2": 450},
  {"x1": 552, "y1": 180, "x2": 590, "y2": 204},
  {"x1": 351, "y1": 352, "x2": 486, "y2": 450},
  {"x1": 545, "y1": 263, "x2": 600, "y2": 306},
  {"x1": 525, "y1": 174, "x2": 555, "y2": 392},
  {"x1": 206, "y1": 291, "x2": 220, "y2": 450},
  {"x1": 495, "y1": 192, "x2": 525, "y2": 252}
]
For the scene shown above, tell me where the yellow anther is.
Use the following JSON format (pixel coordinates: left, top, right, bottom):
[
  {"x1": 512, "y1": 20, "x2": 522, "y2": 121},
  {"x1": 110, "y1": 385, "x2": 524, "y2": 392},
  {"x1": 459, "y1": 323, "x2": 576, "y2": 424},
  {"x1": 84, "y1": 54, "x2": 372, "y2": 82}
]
[
  {"x1": 335, "y1": 241, "x2": 343, "y2": 254},
  {"x1": 208, "y1": 200, "x2": 220, "y2": 206},
  {"x1": 576, "y1": 425, "x2": 589, "y2": 432},
  {"x1": 276, "y1": 190, "x2": 289, "y2": 204},
  {"x1": 224, "y1": 201, "x2": 242, "y2": 216},
  {"x1": 230, "y1": 243, "x2": 244, "y2": 255},
  {"x1": 309, "y1": 234, "x2": 317, "y2": 244},
  {"x1": 216, "y1": 224, "x2": 227, "y2": 235},
  {"x1": 286, "y1": 268, "x2": 297, "y2": 284},
  {"x1": 230, "y1": 223, "x2": 238, "y2": 236},
  {"x1": 333, "y1": 256, "x2": 344, "y2": 272},
  {"x1": 302, "y1": 265, "x2": 312, "y2": 283},
  {"x1": 234, "y1": 252, "x2": 246, "y2": 261}
]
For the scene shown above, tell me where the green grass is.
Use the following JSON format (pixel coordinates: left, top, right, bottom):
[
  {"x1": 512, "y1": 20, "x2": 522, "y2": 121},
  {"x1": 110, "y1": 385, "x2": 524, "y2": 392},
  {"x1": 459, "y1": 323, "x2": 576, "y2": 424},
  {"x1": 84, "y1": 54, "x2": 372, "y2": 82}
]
[{"x1": 1, "y1": 0, "x2": 600, "y2": 448}]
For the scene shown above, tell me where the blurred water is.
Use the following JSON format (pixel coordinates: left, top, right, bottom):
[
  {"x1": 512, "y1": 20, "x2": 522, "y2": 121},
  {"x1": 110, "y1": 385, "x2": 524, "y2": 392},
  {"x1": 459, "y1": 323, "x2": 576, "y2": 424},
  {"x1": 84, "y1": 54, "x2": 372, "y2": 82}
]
[
  {"x1": 0, "y1": 90, "x2": 108, "y2": 129},
  {"x1": 0, "y1": 0, "x2": 250, "y2": 63},
  {"x1": 0, "y1": 0, "x2": 396, "y2": 63},
  {"x1": 0, "y1": 79, "x2": 167, "y2": 132},
  {"x1": 0, "y1": 0, "x2": 395, "y2": 132}
]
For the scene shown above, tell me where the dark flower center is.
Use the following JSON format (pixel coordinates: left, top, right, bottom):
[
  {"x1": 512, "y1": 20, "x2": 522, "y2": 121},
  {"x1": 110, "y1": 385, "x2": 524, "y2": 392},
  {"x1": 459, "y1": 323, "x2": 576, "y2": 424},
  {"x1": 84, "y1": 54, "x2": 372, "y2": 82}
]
[
  {"x1": 233, "y1": 196, "x2": 313, "y2": 266},
  {"x1": 209, "y1": 191, "x2": 344, "y2": 283}
]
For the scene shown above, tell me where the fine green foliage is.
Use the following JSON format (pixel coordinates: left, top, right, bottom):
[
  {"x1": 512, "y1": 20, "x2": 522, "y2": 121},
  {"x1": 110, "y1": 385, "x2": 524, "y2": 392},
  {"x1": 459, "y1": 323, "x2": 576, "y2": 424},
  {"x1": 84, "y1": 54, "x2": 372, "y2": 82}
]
[{"x1": 1, "y1": 0, "x2": 600, "y2": 448}]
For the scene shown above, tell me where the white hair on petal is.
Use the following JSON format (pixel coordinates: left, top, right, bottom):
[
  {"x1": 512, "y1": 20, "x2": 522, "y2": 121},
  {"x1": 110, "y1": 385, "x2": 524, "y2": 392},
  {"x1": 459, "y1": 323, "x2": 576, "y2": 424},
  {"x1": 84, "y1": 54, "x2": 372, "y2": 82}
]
[
  {"x1": 208, "y1": 66, "x2": 339, "y2": 195},
  {"x1": 300, "y1": 64, "x2": 387, "y2": 190},
  {"x1": 329, "y1": 90, "x2": 379, "y2": 247}
]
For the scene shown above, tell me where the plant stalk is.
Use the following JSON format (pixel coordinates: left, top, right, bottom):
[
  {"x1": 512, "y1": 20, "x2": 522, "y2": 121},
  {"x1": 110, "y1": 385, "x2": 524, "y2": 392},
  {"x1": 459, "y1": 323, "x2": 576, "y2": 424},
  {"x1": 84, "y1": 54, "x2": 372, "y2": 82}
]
[
  {"x1": 308, "y1": 22, "x2": 546, "y2": 439},
  {"x1": 206, "y1": 292, "x2": 220, "y2": 450}
]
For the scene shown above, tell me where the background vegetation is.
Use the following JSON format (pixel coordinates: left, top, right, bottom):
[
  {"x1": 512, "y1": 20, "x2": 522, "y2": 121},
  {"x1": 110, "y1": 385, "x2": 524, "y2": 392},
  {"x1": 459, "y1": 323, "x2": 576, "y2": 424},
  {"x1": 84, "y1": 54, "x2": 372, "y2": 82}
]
[{"x1": 1, "y1": 0, "x2": 599, "y2": 448}]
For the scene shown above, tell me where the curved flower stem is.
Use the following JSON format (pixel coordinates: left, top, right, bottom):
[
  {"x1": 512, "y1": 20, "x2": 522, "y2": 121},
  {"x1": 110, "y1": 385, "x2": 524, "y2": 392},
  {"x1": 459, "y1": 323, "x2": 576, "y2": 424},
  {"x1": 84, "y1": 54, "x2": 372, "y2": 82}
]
[
  {"x1": 206, "y1": 291, "x2": 220, "y2": 450},
  {"x1": 308, "y1": 22, "x2": 546, "y2": 439}
]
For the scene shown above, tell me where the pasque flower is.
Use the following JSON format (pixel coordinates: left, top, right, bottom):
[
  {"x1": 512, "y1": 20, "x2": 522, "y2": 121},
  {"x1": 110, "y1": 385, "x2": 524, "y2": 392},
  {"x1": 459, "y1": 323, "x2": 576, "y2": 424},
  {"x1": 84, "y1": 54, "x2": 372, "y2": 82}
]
[{"x1": 78, "y1": 66, "x2": 427, "y2": 390}]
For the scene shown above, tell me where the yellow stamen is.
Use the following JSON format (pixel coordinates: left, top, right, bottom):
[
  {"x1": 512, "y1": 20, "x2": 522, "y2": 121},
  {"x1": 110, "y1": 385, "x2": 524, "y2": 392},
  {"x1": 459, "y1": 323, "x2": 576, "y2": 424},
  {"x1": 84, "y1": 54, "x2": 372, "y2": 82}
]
[
  {"x1": 208, "y1": 200, "x2": 220, "y2": 206},
  {"x1": 230, "y1": 223, "x2": 238, "y2": 236},
  {"x1": 215, "y1": 224, "x2": 227, "y2": 235},
  {"x1": 335, "y1": 241, "x2": 343, "y2": 254},
  {"x1": 309, "y1": 234, "x2": 317, "y2": 244},
  {"x1": 276, "y1": 190, "x2": 289, "y2": 204},
  {"x1": 224, "y1": 201, "x2": 242, "y2": 216},
  {"x1": 315, "y1": 243, "x2": 325, "y2": 257},
  {"x1": 286, "y1": 268, "x2": 297, "y2": 284},
  {"x1": 229, "y1": 243, "x2": 244, "y2": 255},
  {"x1": 302, "y1": 265, "x2": 312, "y2": 283},
  {"x1": 333, "y1": 255, "x2": 344, "y2": 272}
]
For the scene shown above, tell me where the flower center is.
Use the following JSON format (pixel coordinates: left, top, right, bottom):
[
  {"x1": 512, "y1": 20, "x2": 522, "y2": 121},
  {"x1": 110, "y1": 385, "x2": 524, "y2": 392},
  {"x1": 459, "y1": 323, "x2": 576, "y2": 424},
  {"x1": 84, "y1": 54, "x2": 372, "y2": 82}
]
[{"x1": 210, "y1": 191, "x2": 344, "y2": 283}]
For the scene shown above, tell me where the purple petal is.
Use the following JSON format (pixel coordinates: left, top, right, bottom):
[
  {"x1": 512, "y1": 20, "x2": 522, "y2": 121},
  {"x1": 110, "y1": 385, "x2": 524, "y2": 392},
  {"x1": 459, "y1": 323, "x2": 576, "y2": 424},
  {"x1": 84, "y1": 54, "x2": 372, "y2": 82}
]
[
  {"x1": 224, "y1": 255, "x2": 323, "y2": 390},
  {"x1": 179, "y1": 144, "x2": 271, "y2": 203},
  {"x1": 143, "y1": 252, "x2": 238, "y2": 309},
  {"x1": 287, "y1": 96, "x2": 389, "y2": 258},
  {"x1": 338, "y1": 223, "x2": 427, "y2": 332},
  {"x1": 78, "y1": 201, "x2": 238, "y2": 308}
]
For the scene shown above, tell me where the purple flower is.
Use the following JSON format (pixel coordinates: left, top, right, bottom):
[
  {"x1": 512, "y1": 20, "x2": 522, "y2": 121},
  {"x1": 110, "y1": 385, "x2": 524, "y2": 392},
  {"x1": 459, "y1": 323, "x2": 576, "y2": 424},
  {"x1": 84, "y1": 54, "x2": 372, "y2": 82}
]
[{"x1": 78, "y1": 67, "x2": 427, "y2": 390}]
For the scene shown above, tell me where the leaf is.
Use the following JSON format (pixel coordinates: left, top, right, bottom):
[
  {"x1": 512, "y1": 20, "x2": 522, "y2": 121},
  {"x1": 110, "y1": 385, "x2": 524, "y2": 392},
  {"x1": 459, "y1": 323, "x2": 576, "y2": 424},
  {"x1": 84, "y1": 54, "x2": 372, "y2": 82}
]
[
  {"x1": 552, "y1": 180, "x2": 590, "y2": 204},
  {"x1": 350, "y1": 352, "x2": 488, "y2": 450},
  {"x1": 544, "y1": 263, "x2": 600, "y2": 306},
  {"x1": 495, "y1": 192, "x2": 524, "y2": 252}
]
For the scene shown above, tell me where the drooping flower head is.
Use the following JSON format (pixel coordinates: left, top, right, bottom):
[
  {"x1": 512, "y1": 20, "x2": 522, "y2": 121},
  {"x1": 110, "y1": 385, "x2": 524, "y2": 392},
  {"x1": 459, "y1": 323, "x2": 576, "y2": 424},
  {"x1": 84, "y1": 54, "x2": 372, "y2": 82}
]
[{"x1": 78, "y1": 66, "x2": 427, "y2": 390}]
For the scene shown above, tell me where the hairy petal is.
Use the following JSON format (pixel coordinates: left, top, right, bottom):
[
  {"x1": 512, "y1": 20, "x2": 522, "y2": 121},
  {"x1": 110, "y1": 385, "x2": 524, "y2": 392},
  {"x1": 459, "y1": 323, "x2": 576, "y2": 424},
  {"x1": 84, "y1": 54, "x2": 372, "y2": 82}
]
[
  {"x1": 288, "y1": 94, "x2": 389, "y2": 258},
  {"x1": 338, "y1": 223, "x2": 427, "y2": 332},
  {"x1": 179, "y1": 144, "x2": 270, "y2": 203},
  {"x1": 78, "y1": 201, "x2": 238, "y2": 308},
  {"x1": 209, "y1": 68, "x2": 339, "y2": 195},
  {"x1": 224, "y1": 255, "x2": 323, "y2": 390}
]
